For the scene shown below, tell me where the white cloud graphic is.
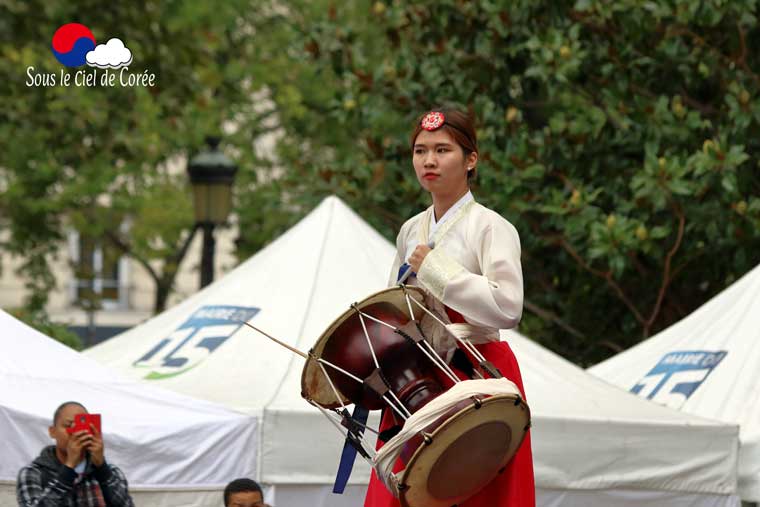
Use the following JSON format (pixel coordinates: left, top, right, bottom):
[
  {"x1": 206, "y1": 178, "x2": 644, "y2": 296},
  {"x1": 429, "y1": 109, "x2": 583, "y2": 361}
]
[{"x1": 86, "y1": 38, "x2": 133, "y2": 69}]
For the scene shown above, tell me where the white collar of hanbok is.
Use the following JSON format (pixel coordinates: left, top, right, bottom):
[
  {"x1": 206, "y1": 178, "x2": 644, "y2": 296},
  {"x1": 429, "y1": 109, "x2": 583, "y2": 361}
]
[{"x1": 422, "y1": 190, "x2": 475, "y2": 246}]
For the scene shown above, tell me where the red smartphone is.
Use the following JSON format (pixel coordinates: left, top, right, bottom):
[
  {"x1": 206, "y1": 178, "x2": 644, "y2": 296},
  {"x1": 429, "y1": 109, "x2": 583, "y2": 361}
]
[{"x1": 66, "y1": 413, "x2": 101, "y2": 435}]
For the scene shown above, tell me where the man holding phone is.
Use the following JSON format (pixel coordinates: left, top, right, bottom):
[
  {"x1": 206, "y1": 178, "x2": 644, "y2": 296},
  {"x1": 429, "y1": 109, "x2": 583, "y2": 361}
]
[{"x1": 17, "y1": 401, "x2": 134, "y2": 507}]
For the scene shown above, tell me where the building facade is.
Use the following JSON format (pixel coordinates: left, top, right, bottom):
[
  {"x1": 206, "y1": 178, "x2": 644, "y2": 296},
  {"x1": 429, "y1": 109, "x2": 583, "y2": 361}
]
[{"x1": 0, "y1": 225, "x2": 238, "y2": 345}]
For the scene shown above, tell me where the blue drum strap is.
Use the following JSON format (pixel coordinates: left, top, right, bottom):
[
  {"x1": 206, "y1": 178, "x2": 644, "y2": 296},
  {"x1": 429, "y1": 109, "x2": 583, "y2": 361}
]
[{"x1": 332, "y1": 405, "x2": 370, "y2": 494}]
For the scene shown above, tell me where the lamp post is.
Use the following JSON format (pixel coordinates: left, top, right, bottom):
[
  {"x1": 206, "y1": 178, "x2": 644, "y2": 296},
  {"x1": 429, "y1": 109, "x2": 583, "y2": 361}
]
[{"x1": 187, "y1": 136, "x2": 238, "y2": 288}]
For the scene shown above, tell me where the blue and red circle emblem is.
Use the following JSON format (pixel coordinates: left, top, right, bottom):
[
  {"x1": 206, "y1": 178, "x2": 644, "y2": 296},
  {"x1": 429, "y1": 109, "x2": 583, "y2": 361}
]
[{"x1": 51, "y1": 23, "x2": 96, "y2": 67}]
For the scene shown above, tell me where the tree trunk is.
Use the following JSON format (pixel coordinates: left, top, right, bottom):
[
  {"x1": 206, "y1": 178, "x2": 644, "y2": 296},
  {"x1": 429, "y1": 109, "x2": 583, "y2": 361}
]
[{"x1": 154, "y1": 282, "x2": 171, "y2": 314}]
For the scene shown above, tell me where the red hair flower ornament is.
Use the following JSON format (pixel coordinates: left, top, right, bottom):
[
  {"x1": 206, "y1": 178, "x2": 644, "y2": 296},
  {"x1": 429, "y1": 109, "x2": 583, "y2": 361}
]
[{"x1": 420, "y1": 111, "x2": 445, "y2": 131}]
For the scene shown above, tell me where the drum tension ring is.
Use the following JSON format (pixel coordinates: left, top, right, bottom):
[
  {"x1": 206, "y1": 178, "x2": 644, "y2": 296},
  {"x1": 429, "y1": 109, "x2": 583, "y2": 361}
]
[
  {"x1": 514, "y1": 396, "x2": 522, "y2": 406},
  {"x1": 395, "y1": 325, "x2": 425, "y2": 345},
  {"x1": 397, "y1": 483, "x2": 409, "y2": 491},
  {"x1": 421, "y1": 431, "x2": 433, "y2": 445},
  {"x1": 470, "y1": 396, "x2": 482, "y2": 409},
  {"x1": 364, "y1": 368, "x2": 392, "y2": 398}
]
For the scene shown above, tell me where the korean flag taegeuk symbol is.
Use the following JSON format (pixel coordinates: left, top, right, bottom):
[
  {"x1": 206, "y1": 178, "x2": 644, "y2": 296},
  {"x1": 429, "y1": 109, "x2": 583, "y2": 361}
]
[
  {"x1": 133, "y1": 305, "x2": 260, "y2": 380},
  {"x1": 51, "y1": 23, "x2": 96, "y2": 67},
  {"x1": 630, "y1": 350, "x2": 727, "y2": 409}
]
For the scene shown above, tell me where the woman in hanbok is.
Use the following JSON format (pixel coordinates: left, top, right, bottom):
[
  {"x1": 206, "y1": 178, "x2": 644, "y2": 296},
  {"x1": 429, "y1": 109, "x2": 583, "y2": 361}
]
[{"x1": 364, "y1": 108, "x2": 535, "y2": 507}]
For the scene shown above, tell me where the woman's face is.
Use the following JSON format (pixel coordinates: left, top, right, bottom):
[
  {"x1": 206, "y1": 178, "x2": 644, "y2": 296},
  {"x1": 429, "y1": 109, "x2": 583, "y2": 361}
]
[{"x1": 412, "y1": 129, "x2": 476, "y2": 196}]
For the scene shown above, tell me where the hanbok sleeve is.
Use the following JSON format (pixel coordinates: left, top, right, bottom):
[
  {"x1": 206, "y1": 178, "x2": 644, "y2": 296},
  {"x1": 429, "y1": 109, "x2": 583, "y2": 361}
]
[{"x1": 416, "y1": 215, "x2": 523, "y2": 329}]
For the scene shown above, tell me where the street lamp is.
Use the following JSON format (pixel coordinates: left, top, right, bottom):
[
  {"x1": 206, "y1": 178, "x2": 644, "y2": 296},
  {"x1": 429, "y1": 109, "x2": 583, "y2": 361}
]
[{"x1": 187, "y1": 136, "x2": 238, "y2": 288}]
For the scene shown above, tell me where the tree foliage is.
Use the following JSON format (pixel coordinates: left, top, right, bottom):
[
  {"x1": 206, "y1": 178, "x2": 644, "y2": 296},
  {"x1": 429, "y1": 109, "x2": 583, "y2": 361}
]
[
  {"x1": 0, "y1": 0, "x2": 270, "y2": 316},
  {"x1": 246, "y1": 0, "x2": 760, "y2": 365}
]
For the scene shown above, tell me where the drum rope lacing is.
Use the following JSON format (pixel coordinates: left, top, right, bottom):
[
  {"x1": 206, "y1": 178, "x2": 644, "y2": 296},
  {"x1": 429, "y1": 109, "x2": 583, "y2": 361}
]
[
  {"x1": 318, "y1": 361, "x2": 349, "y2": 412},
  {"x1": 402, "y1": 289, "x2": 492, "y2": 375},
  {"x1": 314, "y1": 350, "x2": 411, "y2": 421},
  {"x1": 350, "y1": 302, "x2": 459, "y2": 389},
  {"x1": 399, "y1": 286, "x2": 462, "y2": 384},
  {"x1": 353, "y1": 304, "x2": 413, "y2": 419}
]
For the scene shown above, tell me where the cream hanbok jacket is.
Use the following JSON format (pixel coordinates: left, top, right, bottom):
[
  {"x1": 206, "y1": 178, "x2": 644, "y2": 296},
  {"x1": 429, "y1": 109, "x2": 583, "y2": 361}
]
[{"x1": 389, "y1": 192, "x2": 524, "y2": 357}]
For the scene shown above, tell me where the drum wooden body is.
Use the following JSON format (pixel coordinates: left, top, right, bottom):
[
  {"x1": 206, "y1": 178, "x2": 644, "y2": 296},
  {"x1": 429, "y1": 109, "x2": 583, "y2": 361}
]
[{"x1": 320, "y1": 301, "x2": 444, "y2": 412}]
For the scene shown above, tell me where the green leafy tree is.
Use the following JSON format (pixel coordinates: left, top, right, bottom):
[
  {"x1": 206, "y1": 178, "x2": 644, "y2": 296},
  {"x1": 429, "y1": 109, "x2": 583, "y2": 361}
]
[
  {"x1": 0, "y1": 1, "x2": 275, "y2": 318},
  {"x1": 245, "y1": 0, "x2": 760, "y2": 365}
]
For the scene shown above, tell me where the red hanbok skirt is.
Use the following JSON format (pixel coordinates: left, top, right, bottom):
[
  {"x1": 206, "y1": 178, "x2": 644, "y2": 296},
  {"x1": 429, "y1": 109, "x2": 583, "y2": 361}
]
[{"x1": 363, "y1": 339, "x2": 535, "y2": 507}]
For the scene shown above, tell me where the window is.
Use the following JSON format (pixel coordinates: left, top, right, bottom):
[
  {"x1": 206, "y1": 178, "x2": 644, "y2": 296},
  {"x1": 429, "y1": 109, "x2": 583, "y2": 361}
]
[{"x1": 69, "y1": 231, "x2": 129, "y2": 309}]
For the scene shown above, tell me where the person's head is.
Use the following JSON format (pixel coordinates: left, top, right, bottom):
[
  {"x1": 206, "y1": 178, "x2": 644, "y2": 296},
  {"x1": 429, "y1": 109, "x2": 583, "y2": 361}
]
[
  {"x1": 410, "y1": 107, "x2": 478, "y2": 198},
  {"x1": 224, "y1": 478, "x2": 264, "y2": 507},
  {"x1": 48, "y1": 401, "x2": 88, "y2": 458}
]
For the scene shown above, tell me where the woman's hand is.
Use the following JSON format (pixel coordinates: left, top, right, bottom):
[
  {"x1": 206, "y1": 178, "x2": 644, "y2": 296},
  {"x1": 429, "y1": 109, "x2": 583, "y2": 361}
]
[{"x1": 408, "y1": 244, "x2": 432, "y2": 273}]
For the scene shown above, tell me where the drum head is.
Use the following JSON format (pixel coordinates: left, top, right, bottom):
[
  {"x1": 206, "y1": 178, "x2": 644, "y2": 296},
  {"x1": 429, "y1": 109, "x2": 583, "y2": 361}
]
[
  {"x1": 301, "y1": 286, "x2": 427, "y2": 408},
  {"x1": 398, "y1": 394, "x2": 530, "y2": 507}
]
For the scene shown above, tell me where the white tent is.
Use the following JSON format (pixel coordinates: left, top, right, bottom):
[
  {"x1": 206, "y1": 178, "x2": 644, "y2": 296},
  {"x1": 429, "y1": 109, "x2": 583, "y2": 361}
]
[
  {"x1": 86, "y1": 196, "x2": 391, "y2": 506},
  {"x1": 509, "y1": 329, "x2": 740, "y2": 506},
  {"x1": 589, "y1": 263, "x2": 760, "y2": 502},
  {"x1": 0, "y1": 309, "x2": 258, "y2": 507},
  {"x1": 85, "y1": 196, "x2": 740, "y2": 506}
]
